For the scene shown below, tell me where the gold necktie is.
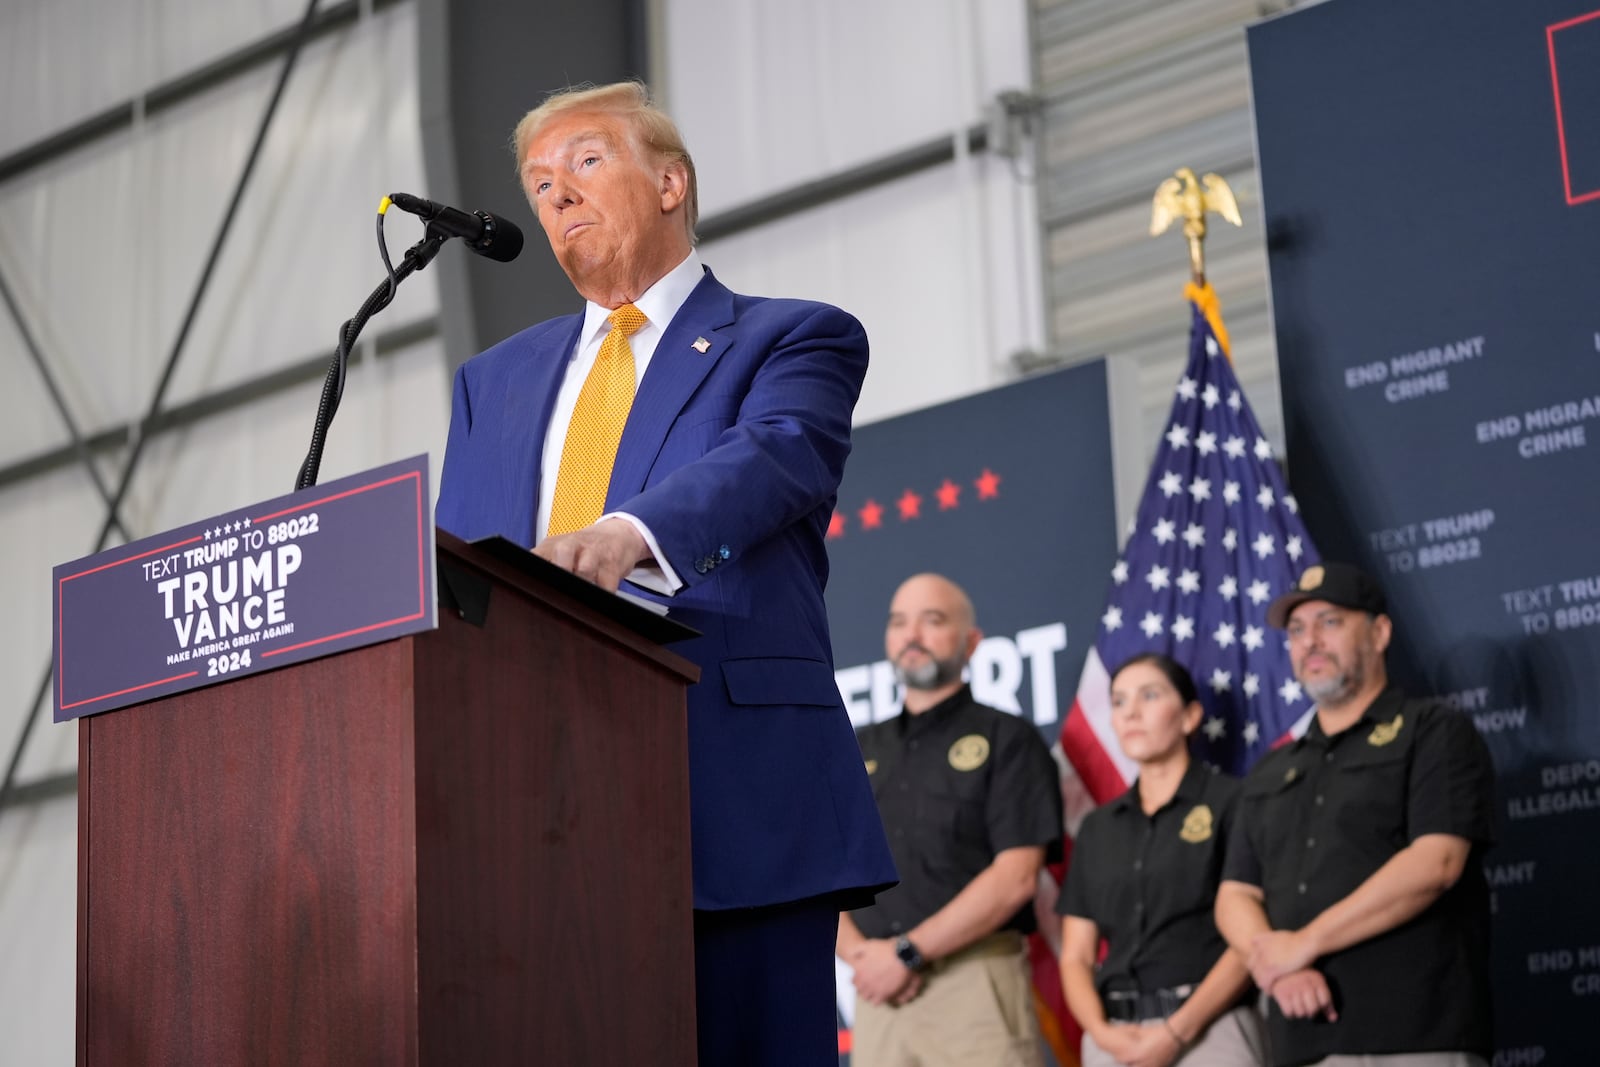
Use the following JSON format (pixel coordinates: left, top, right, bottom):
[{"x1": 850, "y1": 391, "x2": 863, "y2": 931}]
[{"x1": 546, "y1": 303, "x2": 648, "y2": 537}]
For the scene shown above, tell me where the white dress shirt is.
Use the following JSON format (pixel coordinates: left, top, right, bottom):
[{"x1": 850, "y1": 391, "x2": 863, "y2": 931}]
[{"x1": 534, "y1": 250, "x2": 706, "y2": 594}]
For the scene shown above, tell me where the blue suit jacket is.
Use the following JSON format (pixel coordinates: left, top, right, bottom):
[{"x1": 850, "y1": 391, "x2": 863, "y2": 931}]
[{"x1": 436, "y1": 268, "x2": 896, "y2": 910}]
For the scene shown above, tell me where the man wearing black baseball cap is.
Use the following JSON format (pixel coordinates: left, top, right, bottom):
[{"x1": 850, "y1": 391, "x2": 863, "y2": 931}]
[{"x1": 1215, "y1": 561, "x2": 1496, "y2": 1067}]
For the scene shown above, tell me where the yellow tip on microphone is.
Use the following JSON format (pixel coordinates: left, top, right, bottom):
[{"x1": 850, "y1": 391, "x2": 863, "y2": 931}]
[{"x1": 378, "y1": 195, "x2": 393, "y2": 215}]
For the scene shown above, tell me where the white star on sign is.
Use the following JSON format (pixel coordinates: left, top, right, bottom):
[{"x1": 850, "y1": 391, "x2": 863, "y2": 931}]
[
  {"x1": 1280, "y1": 678, "x2": 1305, "y2": 704},
  {"x1": 1189, "y1": 477, "x2": 1212, "y2": 503},
  {"x1": 1202, "y1": 384, "x2": 1220, "y2": 409},
  {"x1": 1247, "y1": 579, "x2": 1272, "y2": 606},
  {"x1": 1253, "y1": 532, "x2": 1277, "y2": 559},
  {"x1": 1176, "y1": 375, "x2": 1198, "y2": 401},
  {"x1": 1223, "y1": 528, "x2": 1239, "y2": 552},
  {"x1": 1287, "y1": 535, "x2": 1304, "y2": 561},
  {"x1": 1255, "y1": 437, "x2": 1274, "y2": 460},
  {"x1": 1103, "y1": 606, "x2": 1124, "y2": 631},
  {"x1": 1111, "y1": 560, "x2": 1129, "y2": 584},
  {"x1": 1166, "y1": 424, "x2": 1191, "y2": 449},
  {"x1": 1210, "y1": 668, "x2": 1232, "y2": 693},
  {"x1": 1182, "y1": 523, "x2": 1206, "y2": 549},
  {"x1": 1256, "y1": 485, "x2": 1276, "y2": 509},
  {"x1": 1153, "y1": 518, "x2": 1177, "y2": 544},
  {"x1": 1160, "y1": 471, "x2": 1184, "y2": 498},
  {"x1": 1223, "y1": 481, "x2": 1241, "y2": 506},
  {"x1": 1219, "y1": 576, "x2": 1239, "y2": 600},
  {"x1": 1172, "y1": 616, "x2": 1196, "y2": 641},
  {"x1": 1214, "y1": 622, "x2": 1237, "y2": 648},
  {"x1": 1140, "y1": 612, "x2": 1165, "y2": 638},
  {"x1": 243, "y1": 517, "x2": 252, "y2": 527},
  {"x1": 1146, "y1": 565, "x2": 1171, "y2": 591},
  {"x1": 204, "y1": 528, "x2": 212, "y2": 540},
  {"x1": 1223, "y1": 436, "x2": 1246, "y2": 459},
  {"x1": 1243, "y1": 673, "x2": 1261, "y2": 698},
  {"x1": 1243, "y1": 721, "x2": 1262, "y2": 745},
  {"x1": 1177, "y1": 569, "x2": 1201, "y2": 594},
  {"x1": 1242, "y1": 625, "x2": 1265, "y2": 652},
  {"x1": 1203, "y1": 716, "x2": 1226, "y2": 740}
]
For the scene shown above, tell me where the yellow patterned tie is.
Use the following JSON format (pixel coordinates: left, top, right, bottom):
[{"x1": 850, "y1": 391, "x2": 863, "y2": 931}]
[{"x1": 546, "y1": 303, "x2": 648, "y2": 537}]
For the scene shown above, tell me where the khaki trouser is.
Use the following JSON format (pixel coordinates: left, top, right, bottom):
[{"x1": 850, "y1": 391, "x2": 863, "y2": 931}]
[
  {"x1": 1080, "y1": 1004, "x2": 1266, "y2": 1067},
  {"x1": 852, "y1": 932, "x2": 1044, "y2": 1067}
]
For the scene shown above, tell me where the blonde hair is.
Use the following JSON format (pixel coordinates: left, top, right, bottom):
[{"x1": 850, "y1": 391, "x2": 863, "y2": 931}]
[{"x1": 513, "y1": 81, "x2": 699, "y2": 240}]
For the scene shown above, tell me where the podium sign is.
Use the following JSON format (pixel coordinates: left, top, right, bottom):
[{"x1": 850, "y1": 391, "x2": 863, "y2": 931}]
[{"x1": 54, "y1": 455, "x2": 436, "y2": 721}]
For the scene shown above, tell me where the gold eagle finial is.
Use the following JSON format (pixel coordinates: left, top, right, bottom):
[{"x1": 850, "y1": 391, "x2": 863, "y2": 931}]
[{"x1": 1150, "y1": 167, "x2": 1242, "y2": 285}]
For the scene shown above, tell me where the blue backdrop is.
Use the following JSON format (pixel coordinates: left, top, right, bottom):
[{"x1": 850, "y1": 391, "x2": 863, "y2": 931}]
[{"x1": 1251, "y1": 2, "x2": 1600, "y2": 1062}]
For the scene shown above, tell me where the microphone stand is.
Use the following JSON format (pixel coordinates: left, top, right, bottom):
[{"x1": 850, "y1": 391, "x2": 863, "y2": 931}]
[{"x1": 294, "y1": 231, "x2": 447, "y2": 491}]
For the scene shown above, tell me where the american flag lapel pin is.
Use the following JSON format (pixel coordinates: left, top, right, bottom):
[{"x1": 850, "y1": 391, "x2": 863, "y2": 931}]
[{"x1": 692, "y1": 336, "x2": 711, "y2": 353}]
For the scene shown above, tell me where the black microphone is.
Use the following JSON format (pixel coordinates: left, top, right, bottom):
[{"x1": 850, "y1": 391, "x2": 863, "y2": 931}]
[{"x1": 387, "y1": 192, "x2": 524, "y2": 263}]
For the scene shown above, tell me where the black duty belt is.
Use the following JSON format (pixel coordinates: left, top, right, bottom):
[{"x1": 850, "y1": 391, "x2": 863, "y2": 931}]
[{"x1": 1102, "y1": 983, "x2": 1194, "y2": 1022}]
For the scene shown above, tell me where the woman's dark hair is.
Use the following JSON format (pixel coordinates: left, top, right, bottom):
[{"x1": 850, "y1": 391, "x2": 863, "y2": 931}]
[{"x1": 1109, "y1": 652, "x2": 1200, "y2": 706}]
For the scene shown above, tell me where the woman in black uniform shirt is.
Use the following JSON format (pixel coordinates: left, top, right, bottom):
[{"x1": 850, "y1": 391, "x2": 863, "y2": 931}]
[{"x1": 1057, "y1": 654, "x2": 1265, "y2": 1067}]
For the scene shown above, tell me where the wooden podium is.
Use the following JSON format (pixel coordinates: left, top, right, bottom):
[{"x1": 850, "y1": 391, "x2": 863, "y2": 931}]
[{"x1": 75, "y1": 530, "x2": 700, "y2": 1066}]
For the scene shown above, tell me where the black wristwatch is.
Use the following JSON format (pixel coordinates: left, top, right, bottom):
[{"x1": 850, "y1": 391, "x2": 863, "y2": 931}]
[{"x1": 893, "y1": 935, "x2": 926, "y2": 972}]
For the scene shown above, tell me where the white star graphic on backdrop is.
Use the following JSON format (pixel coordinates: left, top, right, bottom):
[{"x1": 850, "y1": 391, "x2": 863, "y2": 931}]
[
  {"x1": 1229, "y1": 390, "x2": 1242, "y2": 412},
  {"x1": 1243, "y1": 673, "x2": 1261, "y2": 698},
  {"x1": 1146, "y1": 565, "x2": 1171, "y2": 591},
  {"x1": 1287, "y1": 535, "x2": 1304, "y2": 561},
  {"x1": 1255, "y1": 438, "x2": 1274, "y2": 460},
  {"x1": 1223, "y1": 529, "x2": 1239, "y2": 551},
  {"x1": 1103, "y1": 606, "x2": 1124, "y2": 631},
  {"x1": 1247, "y1": 580, "x2": 1272, "y2": 606},
  {"x1": 1177, "y1": 569, "x2": 1201, "y2": 594},
  {"x1": 214, "y1": 526, "x2": 224, "y2": 538},
  {"x1": 1183, "y1": 523, "x2": 1206, "y2": 549},
  {"x1": 1253, "y1": 532, "x2": 1277, "y2": 559},
  {"x1": 1160, "y1": 471, "x2": 1184, "y2": 498},
  {"x1": 243, "y1": 517, "x2": 252, "y2": 528},
  {"x1": 1204, "y1": 717, "x2": 1226, "y2": 740},
  {"x1": 204, "y1": 528, "x2": 212, "y2": 540},
  {"x1": 1153, "y1": 518, "x2": 1177, "y2": 544},
  {"x1": 1214, "y1": 622, "x2": 1237, "y2": 648},
  {"x1": 1196, "y1": 431, "x2": 1217, "y2": 456},
  {"x1": 1280, "y1": 678, "x2": 1304, "y2": 703},
  {"x1": 1257, "y1": 485, "x2": 1276, "y2": 509},
  {"x1": 1242, "y1": 626, "x2": 1265, "y2": 652},
  {"x1": 1284, "y1": 494, "x2": 1299, "y2": 515},
  {"x1": 1219, "y1": 576, "x2": 1239, "y2": 600},
  {"x1": 1172, "y1": 616, "x2": 1196, "y2": 641},
  {"x1": 1206, "y1": 335, "x2": 1220, "y2": 357},
  {"x1": 1111, "y1": 560, "x2": 1129, "y2": 584},
  {"x1": 1210, "y1": 668, "x2": 1233, "y2": 693},
  {"x1": 1243, "y1": 721, "x2": 1262, "y2": 745},
  {"x1": 1202, "y1": 384, "x2": 1220, "y2": 409},
  {"x1": 1223, "y1": 481, "x2": 1242, "y2": 505},
  {"x1": 1224, "y1": 436, "x2": 1246, "y2": 459},
  {"x1": 1141, "y1": 612, "x2": 1165, "y2": 638},
  {"x1": 1189, "y1": 478, "x2": 1212, "y2": 503},
  {"x1": 1167, "y1": 424, "x2": 1191, "y2": 449},
  {"x1": 1176, "y1": 376, "x2": 1198, "y2": 401}
]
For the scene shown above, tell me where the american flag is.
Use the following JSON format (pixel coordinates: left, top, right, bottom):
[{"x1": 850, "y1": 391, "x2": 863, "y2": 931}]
[{"x1": 1059, "y1": 284, "x2": 1321, "y2": 803}]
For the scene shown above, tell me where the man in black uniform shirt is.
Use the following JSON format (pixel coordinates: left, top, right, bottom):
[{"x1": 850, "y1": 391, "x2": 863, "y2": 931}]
[
  {"x1": 1215, "y1": 562, "x2": 1496, "y2": 1067},
  {"x1": 837, "y1": 573, "x2": 1062, "y2": 1067}
]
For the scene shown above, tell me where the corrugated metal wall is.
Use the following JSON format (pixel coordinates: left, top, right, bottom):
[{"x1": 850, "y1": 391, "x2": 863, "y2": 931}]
[{"x1": 1032, "y1": 0, "x2": 1314, "y2": 473}]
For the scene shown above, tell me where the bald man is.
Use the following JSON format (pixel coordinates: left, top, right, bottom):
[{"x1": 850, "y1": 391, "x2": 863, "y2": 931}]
[{"x1": 838, "y1": 574, "x2": 1063, "y2": 1067}]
